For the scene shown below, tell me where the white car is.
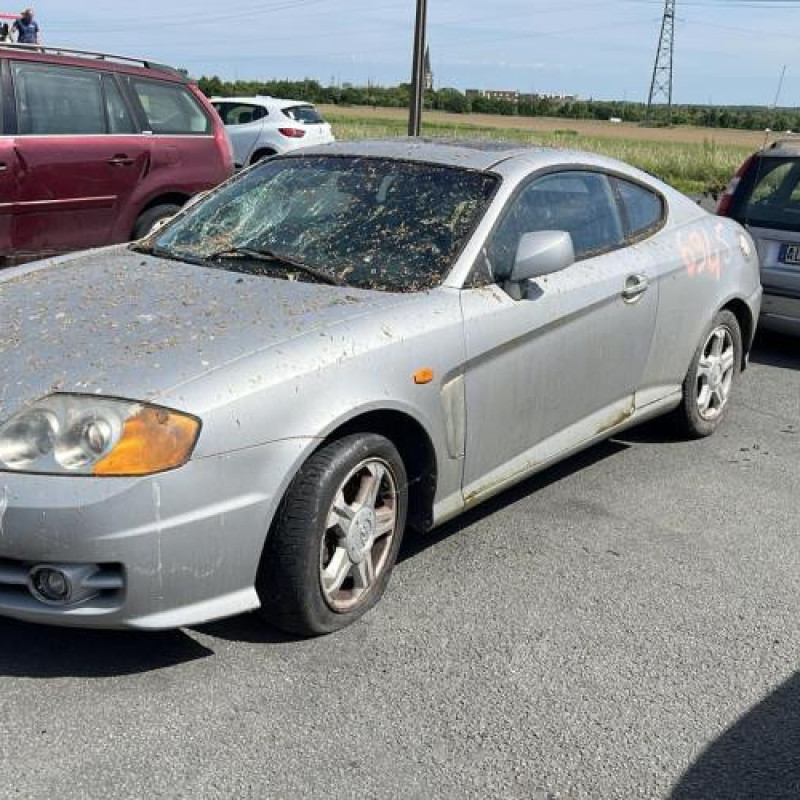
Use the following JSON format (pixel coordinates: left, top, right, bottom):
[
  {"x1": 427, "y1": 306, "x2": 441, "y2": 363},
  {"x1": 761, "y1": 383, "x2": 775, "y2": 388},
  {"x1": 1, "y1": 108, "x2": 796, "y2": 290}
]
[{"x1": 211, "y1": 96, "x2": 334, "y2": 168}]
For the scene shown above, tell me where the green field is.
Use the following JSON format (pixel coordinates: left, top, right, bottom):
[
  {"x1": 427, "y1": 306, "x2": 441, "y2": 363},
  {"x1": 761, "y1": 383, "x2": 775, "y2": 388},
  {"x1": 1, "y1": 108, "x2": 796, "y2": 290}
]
[{"x1": 324, "y1": 109, "x2": 753, "y2": 196}]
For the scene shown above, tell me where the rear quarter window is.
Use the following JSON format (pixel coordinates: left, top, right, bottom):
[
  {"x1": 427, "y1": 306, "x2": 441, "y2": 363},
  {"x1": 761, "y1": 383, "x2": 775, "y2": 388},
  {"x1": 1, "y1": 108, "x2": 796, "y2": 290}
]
[
  {"x1": 131, "y1": 78, "x2": 211, "y2": 135},
  {"x1": 613, "y1": 177, "x2": 665, "y2": 239}
]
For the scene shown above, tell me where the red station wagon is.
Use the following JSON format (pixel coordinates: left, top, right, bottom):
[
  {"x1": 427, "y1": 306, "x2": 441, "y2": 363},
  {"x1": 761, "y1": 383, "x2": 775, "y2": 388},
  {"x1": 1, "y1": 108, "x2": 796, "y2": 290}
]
[{"x1": 0, "y1": 44, "x2": 234, "y2": 265}]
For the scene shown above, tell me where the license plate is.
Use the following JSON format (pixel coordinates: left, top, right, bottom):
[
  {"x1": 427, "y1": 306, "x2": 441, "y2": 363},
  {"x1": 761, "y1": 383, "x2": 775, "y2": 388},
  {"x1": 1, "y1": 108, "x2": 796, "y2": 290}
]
[{"x1": 779, "y1": 244, "x2": 800, "y2": 265}]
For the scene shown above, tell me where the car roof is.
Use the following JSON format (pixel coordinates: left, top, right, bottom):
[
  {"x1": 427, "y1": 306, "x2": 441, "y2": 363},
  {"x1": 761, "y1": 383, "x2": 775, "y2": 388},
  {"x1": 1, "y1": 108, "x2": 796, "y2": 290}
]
[
  {"x1": 0, "y1": 43, "x2": 188, "y2": 82},
  {"x1": 761, "y1": 138, "x2": 800, "y2": 158},
  {"x1": 296, "y1": 137, "x2": 641, "y2": 173},
  {"x1": 295, "y1": 138, "x2": 541, "y2": 170},
  {"x1": 211, "y1": 96, "x2": 314, "y2": 110}
]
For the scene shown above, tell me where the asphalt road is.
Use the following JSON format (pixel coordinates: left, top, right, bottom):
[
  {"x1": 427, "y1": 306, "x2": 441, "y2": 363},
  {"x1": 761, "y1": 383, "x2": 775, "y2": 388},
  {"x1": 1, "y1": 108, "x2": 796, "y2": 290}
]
[{"x1": 1, "y1": 330, "x2": 798, "y2": 800}]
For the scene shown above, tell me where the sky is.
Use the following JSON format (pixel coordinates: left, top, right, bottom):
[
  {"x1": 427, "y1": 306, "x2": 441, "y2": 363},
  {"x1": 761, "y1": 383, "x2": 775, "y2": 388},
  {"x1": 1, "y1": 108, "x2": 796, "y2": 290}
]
[{"x1": 17, "y1": 0, "x2": 800, "y2": 106}]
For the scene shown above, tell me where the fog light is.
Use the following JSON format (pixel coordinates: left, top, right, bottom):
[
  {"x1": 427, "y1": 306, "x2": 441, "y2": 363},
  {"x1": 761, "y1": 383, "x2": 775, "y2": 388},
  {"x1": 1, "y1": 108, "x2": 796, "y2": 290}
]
[
  {"x1": 29, "y1": 567, "x2": 71, "y2": 605},
  {"x1": 27, "y1": 563, "x2": 102, "y2": 607}
]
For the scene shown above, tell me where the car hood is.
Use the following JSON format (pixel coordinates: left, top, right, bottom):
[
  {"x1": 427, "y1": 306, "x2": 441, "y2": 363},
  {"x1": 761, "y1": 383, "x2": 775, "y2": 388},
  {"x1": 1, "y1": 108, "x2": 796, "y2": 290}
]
[{"x1": 0, "y1": 247, "x2": 413, "y2": 421}]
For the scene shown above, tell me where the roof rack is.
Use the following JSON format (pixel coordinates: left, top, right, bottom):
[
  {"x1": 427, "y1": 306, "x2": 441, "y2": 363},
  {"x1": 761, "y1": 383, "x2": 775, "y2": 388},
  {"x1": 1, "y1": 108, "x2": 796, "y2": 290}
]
[{"x1": 0, "y1": 42, "x2": 187, "y2": 79}]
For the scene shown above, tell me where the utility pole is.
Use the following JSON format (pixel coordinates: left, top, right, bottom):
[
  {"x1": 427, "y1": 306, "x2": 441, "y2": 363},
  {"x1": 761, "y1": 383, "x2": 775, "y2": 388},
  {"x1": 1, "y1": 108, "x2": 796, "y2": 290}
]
[
  {"x1": 408, "y1": 0, "x2": 428, "y2": 136},
  {"x1": 646, "y1": 0, "x2": 676, "y2": 124}
]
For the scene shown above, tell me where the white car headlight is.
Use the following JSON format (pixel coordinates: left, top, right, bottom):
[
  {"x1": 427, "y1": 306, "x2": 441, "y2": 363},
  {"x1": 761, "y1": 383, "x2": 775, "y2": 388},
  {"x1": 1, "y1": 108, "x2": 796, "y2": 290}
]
[{"x1": 0, "y1": 395, "x2": 200, "y2": 477}]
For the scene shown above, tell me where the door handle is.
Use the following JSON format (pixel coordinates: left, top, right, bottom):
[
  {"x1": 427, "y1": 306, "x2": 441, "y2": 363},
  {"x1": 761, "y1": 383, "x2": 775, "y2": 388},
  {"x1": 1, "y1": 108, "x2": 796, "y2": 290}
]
[
  {"x1": 622, "y1": 274, "x2": 649, "y2": 303},
  {"x1": 0, "y1": 162, "x2": 7, "y2": 172},
  {"x1": 107, "y1": 155, "x2": 135, "y2": 167}
]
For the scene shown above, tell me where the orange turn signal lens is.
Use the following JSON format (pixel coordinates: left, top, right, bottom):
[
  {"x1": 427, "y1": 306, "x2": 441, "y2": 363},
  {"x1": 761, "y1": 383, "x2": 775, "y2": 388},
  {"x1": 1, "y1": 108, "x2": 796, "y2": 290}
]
[
  {"x1": 413, "y1": 368, "x2": 435, "y2": 385},
  {"x1": 93, "y1": 407, "x2": 200, "y2": 477}
]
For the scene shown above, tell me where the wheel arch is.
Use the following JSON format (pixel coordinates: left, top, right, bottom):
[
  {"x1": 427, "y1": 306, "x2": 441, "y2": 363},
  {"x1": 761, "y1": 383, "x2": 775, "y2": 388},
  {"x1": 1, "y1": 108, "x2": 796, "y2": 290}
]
[
  {"x1": 130, "y1": 193, "x2": 191, "y2": 237},
  {"x1": 265, "y1": 407, "x2": 439, "y2": 539},
  {"x1": 318, "y1": 410, "x2": 438, "y2": 533},
  {"x1": 250, "y1": 147, "x2": 277, "y2": 164},
  {"x1": 720, "y1": 297, "x2": 755, "y2": 370}
]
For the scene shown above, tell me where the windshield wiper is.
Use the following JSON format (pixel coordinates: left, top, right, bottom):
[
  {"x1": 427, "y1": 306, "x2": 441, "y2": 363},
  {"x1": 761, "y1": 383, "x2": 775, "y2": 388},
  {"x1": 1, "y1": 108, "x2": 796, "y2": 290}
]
[
  {"x1": 207, "y1": 246, "x2": 345, "y2": 287},
  {"x1": 133, "y1": 242, "x2": 210, "y2": 267}
]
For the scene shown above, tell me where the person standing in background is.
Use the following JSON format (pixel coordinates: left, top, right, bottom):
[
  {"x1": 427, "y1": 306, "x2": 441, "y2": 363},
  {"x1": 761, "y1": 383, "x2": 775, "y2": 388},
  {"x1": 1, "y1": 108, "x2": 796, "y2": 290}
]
[{"x1": 13, "y1": 8, "x2": 40, "y2": 44}]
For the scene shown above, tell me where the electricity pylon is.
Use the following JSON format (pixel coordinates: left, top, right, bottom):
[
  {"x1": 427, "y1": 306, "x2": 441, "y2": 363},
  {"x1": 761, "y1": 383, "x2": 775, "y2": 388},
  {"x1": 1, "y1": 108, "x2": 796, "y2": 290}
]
[{"x1": 646, "y1": 0, "x2": 676, "y2": 124}]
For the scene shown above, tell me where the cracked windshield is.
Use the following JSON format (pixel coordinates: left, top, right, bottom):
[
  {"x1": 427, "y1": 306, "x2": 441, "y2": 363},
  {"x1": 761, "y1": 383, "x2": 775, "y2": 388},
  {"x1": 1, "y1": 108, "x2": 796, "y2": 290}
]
[{"x1": 148, "y1": 156, "x2": 498, "y2": 292}]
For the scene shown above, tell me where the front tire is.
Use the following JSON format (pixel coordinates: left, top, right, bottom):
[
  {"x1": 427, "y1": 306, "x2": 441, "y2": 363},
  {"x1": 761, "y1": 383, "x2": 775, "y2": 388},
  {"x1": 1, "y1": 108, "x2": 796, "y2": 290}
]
[
  {"x1": 675, "y1": 309, "x2": 742, "y2": 438},
  {"x1": 132, "y1": 203, "x2": 183, "y2": 240},
  {"x1": 257, "y1": 434, "x2": 408, "y2": 636}
]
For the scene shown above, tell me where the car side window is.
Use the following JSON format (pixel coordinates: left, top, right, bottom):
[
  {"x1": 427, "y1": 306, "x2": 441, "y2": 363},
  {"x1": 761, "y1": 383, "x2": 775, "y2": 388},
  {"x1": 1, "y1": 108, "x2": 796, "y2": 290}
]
[
  {"x1": 131, "y1": 78, "x2": 211, "y2": 135},
  {"x1": 222, "y1": 103, "x2": 267, "y2": 125},
  {"x1": 614, "y1": 177, "x2": 664, "y2": 239},
  {"x1": 13, "y1": 62, "x2": 105, "y2": 135},
  {"x1": 214, "y1": 102, "x2": 267, "y2": 126},
  {"x1": 485, "y1": 171, "x2": 624, "y2": 280},
  {"x1": 102, "y1": 75, "x2": 136, "y2": 135}
]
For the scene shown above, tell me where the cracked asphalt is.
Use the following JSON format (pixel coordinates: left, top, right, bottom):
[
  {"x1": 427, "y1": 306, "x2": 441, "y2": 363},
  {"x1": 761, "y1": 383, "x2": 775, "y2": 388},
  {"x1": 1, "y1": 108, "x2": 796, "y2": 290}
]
[{"x1": 0, "y1": 329, "x2": 798, "y2": 800}]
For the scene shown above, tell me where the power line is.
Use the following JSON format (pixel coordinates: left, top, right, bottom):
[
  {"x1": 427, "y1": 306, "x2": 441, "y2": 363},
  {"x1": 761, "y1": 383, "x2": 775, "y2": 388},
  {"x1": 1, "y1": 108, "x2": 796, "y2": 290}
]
[{"x1": 684, "y1": 17, "x2": 800, "y2": 36}]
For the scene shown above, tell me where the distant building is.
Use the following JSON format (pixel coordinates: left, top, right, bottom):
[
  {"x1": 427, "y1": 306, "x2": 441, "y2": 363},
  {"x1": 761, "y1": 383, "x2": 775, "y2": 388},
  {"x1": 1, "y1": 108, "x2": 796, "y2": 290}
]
[
  {"x1": 537, "y1": 92, "x2": 578, "y2": 103},
  {"x1": 520, "y1": 92, "x2": 578, "y2": 104},
  {"x1": 467, "y1": 88, "x2": 578, "y2": 106},
  {"x1": 466, "y1": 88, "x2": 520, "y2": 104},
  {"x1": 424, "y1": 47, "x2": 434, "y2": 91}
]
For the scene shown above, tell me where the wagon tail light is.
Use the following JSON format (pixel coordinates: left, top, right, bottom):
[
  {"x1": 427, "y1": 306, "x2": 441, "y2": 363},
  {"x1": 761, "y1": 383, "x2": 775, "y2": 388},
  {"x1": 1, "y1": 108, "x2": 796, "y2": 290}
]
[
  {"x1": 278, "y1": 127, "x2": 306, "y2": 139},
  {"x1": 717, "y1": 155, "x2": 755, "y2": 216}
]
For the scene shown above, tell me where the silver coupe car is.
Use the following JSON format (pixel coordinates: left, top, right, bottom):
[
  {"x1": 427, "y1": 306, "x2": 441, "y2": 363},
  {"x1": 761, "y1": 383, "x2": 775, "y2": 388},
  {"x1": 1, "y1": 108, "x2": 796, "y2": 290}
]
[{"x1": 0, "y1": 140, "x2": 762, "y2": 635}]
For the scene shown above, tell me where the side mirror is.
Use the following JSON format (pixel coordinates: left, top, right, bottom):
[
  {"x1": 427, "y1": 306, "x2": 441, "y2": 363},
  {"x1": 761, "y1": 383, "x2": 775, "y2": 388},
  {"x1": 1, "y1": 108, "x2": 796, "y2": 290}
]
[{"x1": 510, "y1": 231, "x2": 575, "y2": 285}]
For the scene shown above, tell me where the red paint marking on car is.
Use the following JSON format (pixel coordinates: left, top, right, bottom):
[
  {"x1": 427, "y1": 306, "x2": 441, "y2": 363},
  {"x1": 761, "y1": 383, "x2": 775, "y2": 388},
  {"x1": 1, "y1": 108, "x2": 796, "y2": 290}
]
[{"x1": 678, "y1": 226, "x2": 725, "y2": 281}]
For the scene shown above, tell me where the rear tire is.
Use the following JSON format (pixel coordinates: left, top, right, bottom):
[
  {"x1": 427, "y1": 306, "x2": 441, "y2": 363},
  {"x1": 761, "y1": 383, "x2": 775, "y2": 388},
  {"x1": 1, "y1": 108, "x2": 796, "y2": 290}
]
[
  {"x1": 132, "y1": 203, "x2": 183, "y2": 240},
  {"x1": 257, "y1": 434, "x2": 408, "y2": 636},
  {"x1": 674, "y1": 309, "x2": 742, "y2": 438}
]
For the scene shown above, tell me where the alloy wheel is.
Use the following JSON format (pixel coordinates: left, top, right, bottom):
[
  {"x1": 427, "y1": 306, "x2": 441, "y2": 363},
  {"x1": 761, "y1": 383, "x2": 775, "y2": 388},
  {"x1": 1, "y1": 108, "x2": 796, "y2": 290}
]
[
  {"x1": 319, "y1": 458, "x2": 398, "y2": 612},
  {"x1": 696, "y1": 325, "x2": 736, "y2": 421}
]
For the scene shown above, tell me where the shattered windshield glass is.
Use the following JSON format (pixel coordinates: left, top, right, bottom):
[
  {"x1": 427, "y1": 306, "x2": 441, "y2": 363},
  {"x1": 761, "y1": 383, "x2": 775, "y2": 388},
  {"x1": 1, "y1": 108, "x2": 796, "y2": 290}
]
[{"x1": 148, "y1": 155, "x2": 499, "y2": 292}]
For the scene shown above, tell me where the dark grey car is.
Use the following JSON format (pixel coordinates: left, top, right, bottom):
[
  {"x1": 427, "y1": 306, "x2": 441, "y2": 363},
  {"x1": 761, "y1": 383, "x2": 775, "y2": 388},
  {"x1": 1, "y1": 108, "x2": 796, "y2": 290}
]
[
  {"x1": 718, "y1": 138, "x2": 800, "y2": 335},
  {"x1": 0, "y1": 140, "x2": 762, "y2": 636}
]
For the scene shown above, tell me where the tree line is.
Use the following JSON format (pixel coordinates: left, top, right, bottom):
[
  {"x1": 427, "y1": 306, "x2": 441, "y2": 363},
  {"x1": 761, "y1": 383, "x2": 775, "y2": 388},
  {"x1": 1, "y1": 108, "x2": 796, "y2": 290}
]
[{"x1": 197, "y1": 76, "x2": 800, "y2": 132}]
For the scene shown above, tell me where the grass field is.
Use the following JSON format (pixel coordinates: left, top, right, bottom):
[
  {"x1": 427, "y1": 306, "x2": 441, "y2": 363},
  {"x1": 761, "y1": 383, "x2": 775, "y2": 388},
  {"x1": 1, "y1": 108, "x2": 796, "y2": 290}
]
[{"x1": 319, "y1": 105, "x2": 768, "y2": 196}]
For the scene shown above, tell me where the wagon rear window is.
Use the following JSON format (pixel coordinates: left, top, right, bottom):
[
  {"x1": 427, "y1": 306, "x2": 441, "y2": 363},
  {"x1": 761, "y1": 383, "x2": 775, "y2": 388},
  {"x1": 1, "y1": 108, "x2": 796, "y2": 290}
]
[
  {"x1": 150, "y1": 155, "x2": 498, "y2": 292},
  {"x1": 733, "y1": 157, "x2": 800, "y2": 232}
]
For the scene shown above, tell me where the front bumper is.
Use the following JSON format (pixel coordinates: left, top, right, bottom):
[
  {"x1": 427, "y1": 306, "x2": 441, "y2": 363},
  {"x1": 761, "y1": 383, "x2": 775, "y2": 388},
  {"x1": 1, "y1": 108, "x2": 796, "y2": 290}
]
[{"x1": 0, "y1": 438, "x2": 312, "y2": 629}]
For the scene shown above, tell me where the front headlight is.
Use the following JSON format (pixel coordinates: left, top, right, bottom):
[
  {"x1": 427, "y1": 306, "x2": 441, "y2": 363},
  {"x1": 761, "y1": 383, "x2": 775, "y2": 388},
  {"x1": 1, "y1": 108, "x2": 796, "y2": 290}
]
[{"x1": 0, "y1": 395, "x2": 200, "y2": 477}]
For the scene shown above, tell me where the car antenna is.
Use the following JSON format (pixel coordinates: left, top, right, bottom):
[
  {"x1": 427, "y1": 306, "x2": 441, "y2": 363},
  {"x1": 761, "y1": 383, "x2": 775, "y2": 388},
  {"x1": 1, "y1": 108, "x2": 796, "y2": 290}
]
[{"x1": 763, "y1": 64, "x2": 787, "y2": 150}]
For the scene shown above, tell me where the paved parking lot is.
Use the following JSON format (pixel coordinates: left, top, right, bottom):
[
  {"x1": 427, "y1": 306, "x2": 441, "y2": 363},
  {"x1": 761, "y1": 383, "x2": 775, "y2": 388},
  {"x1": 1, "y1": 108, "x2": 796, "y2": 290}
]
[{"x1": 0, "y1": 330, "x2": 798, "y2": 800}]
